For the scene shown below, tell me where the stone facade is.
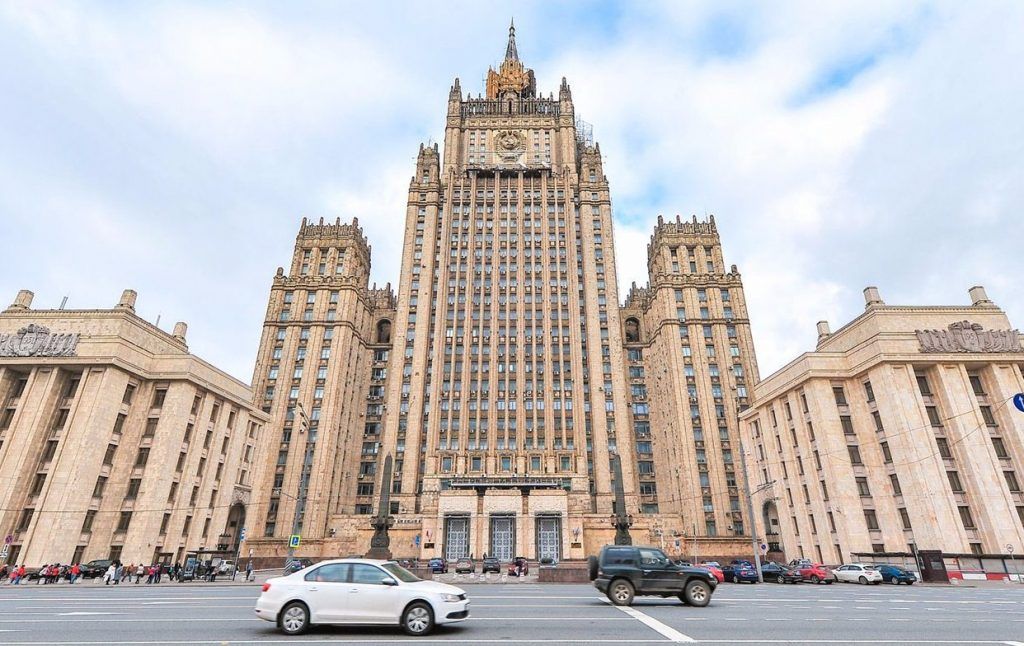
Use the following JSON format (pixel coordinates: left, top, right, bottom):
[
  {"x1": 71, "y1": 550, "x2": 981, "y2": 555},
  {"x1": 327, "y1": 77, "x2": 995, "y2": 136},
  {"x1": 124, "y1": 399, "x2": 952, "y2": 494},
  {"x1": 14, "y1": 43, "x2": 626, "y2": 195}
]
[
  {"x1": 247, "y1": 24, "x2": 759, "y2": 562},
  {"x1": 740, "y1": 286, "x2": 1024, "y2": 563},
  {"x1": 0, "y1": 290, "x2": 266, "y2": 567},
  {"x1": 621, "y1": 215, "x2": 761, "y2": 545}
]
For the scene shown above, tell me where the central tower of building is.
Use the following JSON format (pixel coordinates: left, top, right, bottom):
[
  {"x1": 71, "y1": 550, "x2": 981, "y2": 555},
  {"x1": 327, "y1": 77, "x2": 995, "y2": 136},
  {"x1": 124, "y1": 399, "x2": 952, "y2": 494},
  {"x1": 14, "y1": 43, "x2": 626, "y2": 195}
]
[
  {"x1": 247, "y1": 23, "x2": 760, "y2": 564},
  {"x1": 383, "y1": 22, "x2": 636, "y2": 561}
]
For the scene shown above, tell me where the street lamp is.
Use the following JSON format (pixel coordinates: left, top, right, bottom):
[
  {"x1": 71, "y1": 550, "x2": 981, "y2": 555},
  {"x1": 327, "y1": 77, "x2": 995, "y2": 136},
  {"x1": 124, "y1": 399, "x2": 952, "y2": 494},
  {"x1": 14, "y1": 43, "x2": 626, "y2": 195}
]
[
  {"x1": 281, "y1": 402, "x2": 313, "y2": 562},
  {"x1": 733, "y1": 387, "x2": 772, "y2": 583}
]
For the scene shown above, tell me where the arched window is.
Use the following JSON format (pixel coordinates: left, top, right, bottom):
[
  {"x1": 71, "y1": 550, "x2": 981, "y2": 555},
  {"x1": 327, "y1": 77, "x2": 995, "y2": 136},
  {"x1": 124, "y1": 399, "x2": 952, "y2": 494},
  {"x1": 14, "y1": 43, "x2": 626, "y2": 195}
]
[
  {"x1": 624, "y1": 318, "x2": 641, "y2": 343},
  {"x1": 376, "y1": 320, "x2": 392, "y2": 344}
]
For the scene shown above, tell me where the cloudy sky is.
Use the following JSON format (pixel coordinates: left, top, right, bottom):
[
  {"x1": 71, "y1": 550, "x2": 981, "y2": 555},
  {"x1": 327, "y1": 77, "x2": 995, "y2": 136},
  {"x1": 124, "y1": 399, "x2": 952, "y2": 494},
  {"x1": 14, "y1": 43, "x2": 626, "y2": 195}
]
[{"x1": 2, "y1": 1, "x2": 1021, "y2": 383}]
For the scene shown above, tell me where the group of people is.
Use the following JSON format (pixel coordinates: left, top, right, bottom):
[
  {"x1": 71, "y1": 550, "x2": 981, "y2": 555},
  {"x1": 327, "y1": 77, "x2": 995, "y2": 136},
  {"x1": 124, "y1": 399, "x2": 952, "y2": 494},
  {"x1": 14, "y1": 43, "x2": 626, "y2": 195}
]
[
  {"x1": 102, "y1": 562, "x2": 180, "y2": 584},
  {"x1": 2, "y1": 563, "x2": 82, "y2": 584},
  {"x1": 2, "y1": 559, "x2": 255, "y2": 585}
]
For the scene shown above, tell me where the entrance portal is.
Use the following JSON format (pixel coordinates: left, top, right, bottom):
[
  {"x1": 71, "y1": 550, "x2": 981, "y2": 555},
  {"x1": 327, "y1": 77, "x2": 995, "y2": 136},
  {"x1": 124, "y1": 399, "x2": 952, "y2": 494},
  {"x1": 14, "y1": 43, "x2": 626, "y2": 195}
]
[
  {"x1": 536, "y1": 515, "x2": 561, "y2": 562},
  {"x1": 444, "y1": 516, "x2": 470, "y2": 561},
  {"x1": 490, "y1": 516, "x2": 515, "y2": 561}
]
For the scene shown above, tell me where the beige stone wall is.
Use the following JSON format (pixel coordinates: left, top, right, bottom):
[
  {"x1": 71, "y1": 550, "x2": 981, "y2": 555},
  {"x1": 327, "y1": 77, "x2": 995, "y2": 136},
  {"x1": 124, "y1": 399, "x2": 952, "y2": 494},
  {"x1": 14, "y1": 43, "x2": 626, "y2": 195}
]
[
  {"x1": 742, "y1": 291, "x2": 1024, "y2": 563},
  {"x1": 621, "y1": 216, "x2": 761, "y2": 543},
  {"x1": 247, "y1": 218, "x2": 396, "y2": 553},
  {"x1": 0, "y1": 294, "x2": 265, "y2": 566}
]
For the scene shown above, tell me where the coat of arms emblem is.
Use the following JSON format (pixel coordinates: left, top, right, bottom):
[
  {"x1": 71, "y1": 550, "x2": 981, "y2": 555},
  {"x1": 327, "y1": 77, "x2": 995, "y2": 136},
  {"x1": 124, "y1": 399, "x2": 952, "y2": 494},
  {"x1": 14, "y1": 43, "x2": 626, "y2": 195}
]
[{"x1": 0, "y1": 324, "x2": 79, "y2": 357}]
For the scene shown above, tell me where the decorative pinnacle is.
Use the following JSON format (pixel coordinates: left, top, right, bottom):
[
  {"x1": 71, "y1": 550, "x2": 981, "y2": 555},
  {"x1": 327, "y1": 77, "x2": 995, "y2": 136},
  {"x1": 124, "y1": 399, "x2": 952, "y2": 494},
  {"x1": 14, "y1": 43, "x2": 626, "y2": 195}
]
[{"x1": 505, "y1": 18, "x2": 519, "y2": 61}]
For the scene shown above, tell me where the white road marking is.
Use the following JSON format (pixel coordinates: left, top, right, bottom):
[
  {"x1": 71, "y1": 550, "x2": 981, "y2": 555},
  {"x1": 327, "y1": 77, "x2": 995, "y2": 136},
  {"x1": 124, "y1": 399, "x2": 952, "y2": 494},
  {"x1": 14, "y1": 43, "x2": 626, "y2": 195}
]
[
  {"x1": 57, "y1": 612, "x2": 121, "y2": 616},
  {"x1": 600, "y1": 597, "x2": 694, "y2": 642}
]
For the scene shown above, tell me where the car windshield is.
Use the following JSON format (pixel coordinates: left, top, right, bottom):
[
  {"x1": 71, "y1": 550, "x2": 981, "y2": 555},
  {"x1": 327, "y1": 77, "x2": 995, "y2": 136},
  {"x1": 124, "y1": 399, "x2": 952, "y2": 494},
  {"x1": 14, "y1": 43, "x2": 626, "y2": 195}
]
[
  {"x1": 864, "y1": 565, "x2": 878, "y2": 571},
  {"x1": 382, "y1": 562, "x2": 421, "y2": 583}
]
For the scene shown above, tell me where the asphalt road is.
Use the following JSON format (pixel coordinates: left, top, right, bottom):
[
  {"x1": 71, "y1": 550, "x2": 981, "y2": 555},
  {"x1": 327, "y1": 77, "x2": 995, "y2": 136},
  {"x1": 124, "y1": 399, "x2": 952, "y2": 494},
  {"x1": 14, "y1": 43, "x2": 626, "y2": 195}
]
[{"x1": 1, "y1": 580, "x2": 1024, "y2": 645}]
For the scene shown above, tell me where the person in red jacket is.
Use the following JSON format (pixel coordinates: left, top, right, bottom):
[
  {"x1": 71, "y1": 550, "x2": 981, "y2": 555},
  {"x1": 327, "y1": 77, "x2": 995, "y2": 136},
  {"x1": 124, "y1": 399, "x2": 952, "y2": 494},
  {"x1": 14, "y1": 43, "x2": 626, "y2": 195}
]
[{"x1": 70, "y1": 563, "x2": 81, "y2": 584}]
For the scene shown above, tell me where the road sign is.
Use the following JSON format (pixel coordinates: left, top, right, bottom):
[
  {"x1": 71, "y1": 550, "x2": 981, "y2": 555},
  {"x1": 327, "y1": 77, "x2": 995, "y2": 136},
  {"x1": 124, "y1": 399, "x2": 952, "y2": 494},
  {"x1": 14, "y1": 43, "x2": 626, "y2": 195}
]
[
  {"x1": 249, "y1": 548, "x2": 254, "y2": 557},
  {"x1": 760, "y1": 543, "x2": 768, "y2": 553},
  {"x1": 1013, "y1": 393, "x2": 1024, "y2": 413},
  {"x1": 3, "y1": 535, "x2": 11, "y2": 545},
  {"x1": 414, "y1": 534, "x2": 421, "y2": 546},
  {"x1": 289, "y1": 534, "x2": 301, "y2": 548},
  {"x1": 239, "y1": 528, "x2": 247, "y2": 542},
  {"x1": 0, "y1": 545, "x2": 8, "y2": 559}
]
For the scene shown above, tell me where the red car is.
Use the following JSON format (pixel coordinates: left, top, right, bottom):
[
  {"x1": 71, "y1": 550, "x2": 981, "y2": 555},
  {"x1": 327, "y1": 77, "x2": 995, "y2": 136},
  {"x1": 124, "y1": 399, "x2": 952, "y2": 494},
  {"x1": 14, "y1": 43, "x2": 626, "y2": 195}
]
[
  {"x1": 789, "y1": 560, "x2": 834, "y2": 584},
  {"x1": 701, "y1": 565, "x2": 725, "y2": 583},
  {"x1": 678, "y1": 560, "x2": 725, "y2": 583}
]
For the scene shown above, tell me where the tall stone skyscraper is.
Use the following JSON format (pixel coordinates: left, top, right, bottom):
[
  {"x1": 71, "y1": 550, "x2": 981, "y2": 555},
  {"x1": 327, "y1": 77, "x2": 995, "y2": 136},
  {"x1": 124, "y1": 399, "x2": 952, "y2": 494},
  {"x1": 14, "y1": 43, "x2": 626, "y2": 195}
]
[{"x1": 246, "y1": 24, "x2": 759, "y2": 563}]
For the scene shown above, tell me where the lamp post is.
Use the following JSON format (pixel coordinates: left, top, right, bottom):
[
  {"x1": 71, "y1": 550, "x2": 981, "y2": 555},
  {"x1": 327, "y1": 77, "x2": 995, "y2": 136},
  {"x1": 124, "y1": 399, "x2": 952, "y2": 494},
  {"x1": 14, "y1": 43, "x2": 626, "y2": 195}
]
[
  {"x1": 282, "y1": 402, "x2": 312, "y2": 562},
  {"x1": 733, "y1": 388, "x2": 773, "y2": 583}
]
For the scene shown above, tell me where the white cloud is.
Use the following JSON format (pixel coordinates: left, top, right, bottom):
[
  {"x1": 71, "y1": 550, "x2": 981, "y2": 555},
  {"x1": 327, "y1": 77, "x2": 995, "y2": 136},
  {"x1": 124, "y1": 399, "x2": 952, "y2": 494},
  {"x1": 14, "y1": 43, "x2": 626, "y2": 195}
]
[{"x1": 1, "y1": 1, "x2": 1021, "y2": 382}]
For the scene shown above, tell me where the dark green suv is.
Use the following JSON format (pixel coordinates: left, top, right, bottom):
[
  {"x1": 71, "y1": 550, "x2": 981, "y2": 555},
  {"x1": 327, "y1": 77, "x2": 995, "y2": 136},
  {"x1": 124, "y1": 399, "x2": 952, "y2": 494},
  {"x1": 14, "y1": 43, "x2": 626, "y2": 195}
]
[{"x1": 589, "y1": 545, "x2": 717, "y2": 607}]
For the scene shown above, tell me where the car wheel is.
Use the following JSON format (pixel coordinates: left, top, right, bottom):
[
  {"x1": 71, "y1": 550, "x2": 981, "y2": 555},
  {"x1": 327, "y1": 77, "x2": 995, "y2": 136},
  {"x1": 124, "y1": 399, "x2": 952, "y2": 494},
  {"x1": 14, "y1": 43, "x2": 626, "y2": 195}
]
[
  {"x1": 587, "y1": 556, "x2": 599, "y2": 581},
  {"x1": 403, "y1": 601, "x2": 434, "y2": 636},
  {"x1": 810, "y1": 575, "x2": 820, "y2": 584},
  {"x1": 608, "y1": 579, "x2": 635, "y2": 606},
  {"x1": 279, "y1": 602, "x2": 310, "y2": 635},
  {"x1": 859, "y1": 576, "x2": 868, "y2": 585},
  {"x1": 684, "y1": 580, "x2": 712, "y2": 607},
  {"x1": 890, "y1": 576, "x2": 899, "y2": 585},
  {"x1": 777, "y1": 575, "x2": 785, "y2": 584}
]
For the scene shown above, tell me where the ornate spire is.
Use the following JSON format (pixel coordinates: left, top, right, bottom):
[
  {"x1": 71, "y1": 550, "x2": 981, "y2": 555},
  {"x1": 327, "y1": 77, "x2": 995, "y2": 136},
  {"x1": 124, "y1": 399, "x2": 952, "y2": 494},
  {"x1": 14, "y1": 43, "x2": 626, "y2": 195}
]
[
  {"x1": 505, "y1": 18, "x2": 519, "y2": 61},
  {"x1": 486, "y1": 20, "x2": 535, "y2": 99}
]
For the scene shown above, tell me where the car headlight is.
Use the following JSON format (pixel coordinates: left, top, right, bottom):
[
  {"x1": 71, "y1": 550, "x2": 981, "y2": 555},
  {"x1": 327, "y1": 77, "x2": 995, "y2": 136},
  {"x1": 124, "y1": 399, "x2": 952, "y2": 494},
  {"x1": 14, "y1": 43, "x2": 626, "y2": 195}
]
[{"x1": 441, "y1": 594, "x2": 462, "y2": 603}]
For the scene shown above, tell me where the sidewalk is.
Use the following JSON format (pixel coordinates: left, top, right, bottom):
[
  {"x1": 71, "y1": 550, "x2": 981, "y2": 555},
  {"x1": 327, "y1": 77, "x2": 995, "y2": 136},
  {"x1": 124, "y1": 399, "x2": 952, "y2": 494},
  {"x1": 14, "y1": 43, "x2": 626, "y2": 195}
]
[{"x1": 2, "y1": 570, "x2": 281, "y2": 587}]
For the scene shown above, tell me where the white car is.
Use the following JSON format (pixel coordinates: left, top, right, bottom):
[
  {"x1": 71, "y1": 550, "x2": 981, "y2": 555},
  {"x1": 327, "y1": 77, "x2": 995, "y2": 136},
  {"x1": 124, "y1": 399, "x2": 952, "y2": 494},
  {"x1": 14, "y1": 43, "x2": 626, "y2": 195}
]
[
  {"x1": 218, "y1": 560, "x2": 235, "y2": 575},
  {"x1": 833, "y1": 563, "x2": 884, "y2": 584},
  {"x1": 254, "y1": 558, "x2": 469, "y2": 636}
]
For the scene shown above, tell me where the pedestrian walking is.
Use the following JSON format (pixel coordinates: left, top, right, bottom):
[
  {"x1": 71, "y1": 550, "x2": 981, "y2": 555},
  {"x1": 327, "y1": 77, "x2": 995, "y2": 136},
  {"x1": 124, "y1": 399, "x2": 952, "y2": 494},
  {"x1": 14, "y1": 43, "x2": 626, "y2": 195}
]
[
  {"x1": 245, "y1": 561, "x2": 253, "y2": 582},
  {"x1": 103, "y1": 564, "x2": 115, "y2": 585},
  {"x1": 135, "y1": 563, "x2": 144, "y2": 584},
  {"x1": 70, "y1": 563, "x2": 80, "y2": 584}
]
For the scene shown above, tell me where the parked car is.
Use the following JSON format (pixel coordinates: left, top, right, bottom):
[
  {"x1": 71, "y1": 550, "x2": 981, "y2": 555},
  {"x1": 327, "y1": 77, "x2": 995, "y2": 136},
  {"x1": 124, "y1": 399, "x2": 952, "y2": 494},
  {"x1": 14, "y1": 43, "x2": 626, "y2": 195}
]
[
  {"x1": 255, "y1": 558, "x2": 469, "y2": 636},
  {"x1": 217, "y1": 560, "x2": 236, "y2": 575},
  {"x1": 698, "y1": 563, "x2": 725, "y2": 583},
  {"x1": 761, "y1": 562, "x2": 803, "y2": 584},
  {"x1": 722, "y1": 560, "x2": 759, "y2": 583},
  {"x1": 481, "y1": 557, "x2": 500, "y2": 574},
  {"x1": 876, "y1": 565, "x2": 917, "y2": 585},
  {"x1": 508, "y1": 557, "x2": 529, "y2": 576},
  {"x1": 789, "y1": 561, "x2": 834, "y2": 584},
  {"x1": 833, "y1": 563, "x2": 884, "y2": 585},
  {"x1": 454, "y1": 558, "x2": 475, "y2": 574},
  {"x1": 283, "y1": 558, "x2": 313, "y2": 574},
  {"x1": 427, "y1": 558, "x2": 448, "y2": 574},
  {"x1": 80, "y1": 559, "x2": 113, "y2": 579},
  {"x1": 588, "y1": 545, "x2": 717, "y2": 607}
]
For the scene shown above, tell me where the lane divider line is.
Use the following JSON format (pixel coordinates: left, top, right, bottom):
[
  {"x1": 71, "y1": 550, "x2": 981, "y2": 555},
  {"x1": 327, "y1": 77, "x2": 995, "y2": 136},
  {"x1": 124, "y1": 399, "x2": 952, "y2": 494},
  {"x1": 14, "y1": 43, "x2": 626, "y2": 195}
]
[{"x1": 600, "y1": 597, "x2": 694, "y2": 642}]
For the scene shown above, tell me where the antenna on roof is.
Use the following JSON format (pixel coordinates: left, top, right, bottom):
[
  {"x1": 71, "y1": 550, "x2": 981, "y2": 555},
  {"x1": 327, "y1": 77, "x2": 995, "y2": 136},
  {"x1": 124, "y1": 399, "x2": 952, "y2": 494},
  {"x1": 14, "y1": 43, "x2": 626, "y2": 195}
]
[
  {"x1": 155, "y1": 314, "x2": 161, "y2": 328},
  {"x1": 59, "y1": 296, "x2": 68, "y2": 310}
]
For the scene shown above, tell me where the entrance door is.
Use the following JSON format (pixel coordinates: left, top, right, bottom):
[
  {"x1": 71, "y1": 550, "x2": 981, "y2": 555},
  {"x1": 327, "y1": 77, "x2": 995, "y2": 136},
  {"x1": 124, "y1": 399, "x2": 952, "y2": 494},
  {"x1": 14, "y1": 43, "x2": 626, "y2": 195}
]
[
  {"x1": 490, "y1": 516, "x2": 515, "y2": 562},
  {"x1": 444, "y1": 516, "x2": 470, "y2": 561},
  {"x1": 536, "y1": 516, "x2": 561, "y2": 562},
  {"x1": 918, "y1": 550, "x2": 949, "y2": 583}
]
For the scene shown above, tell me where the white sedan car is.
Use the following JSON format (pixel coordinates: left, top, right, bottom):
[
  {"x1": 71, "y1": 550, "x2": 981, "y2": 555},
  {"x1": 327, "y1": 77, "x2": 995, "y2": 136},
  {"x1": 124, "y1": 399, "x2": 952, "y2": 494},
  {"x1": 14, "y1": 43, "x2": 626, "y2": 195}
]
[
  {"x1": 255, "y1": 559, "x2": 469, "y2": 636},
  {"x1": 833, "y1": 563, "x2": 884, "y2": 584}
]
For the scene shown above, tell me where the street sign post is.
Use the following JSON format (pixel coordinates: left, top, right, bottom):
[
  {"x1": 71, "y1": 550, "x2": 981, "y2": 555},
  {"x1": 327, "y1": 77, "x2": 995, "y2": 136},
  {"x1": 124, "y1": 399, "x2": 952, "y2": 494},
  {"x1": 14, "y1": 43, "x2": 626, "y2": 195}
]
[{"x1": 1013, "y1": 393, "x2": 1024, "y2": 413}]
